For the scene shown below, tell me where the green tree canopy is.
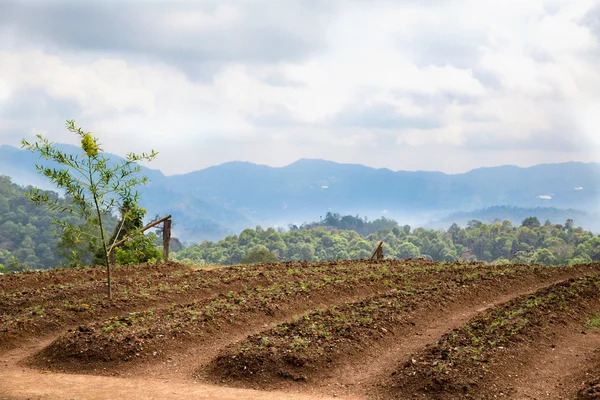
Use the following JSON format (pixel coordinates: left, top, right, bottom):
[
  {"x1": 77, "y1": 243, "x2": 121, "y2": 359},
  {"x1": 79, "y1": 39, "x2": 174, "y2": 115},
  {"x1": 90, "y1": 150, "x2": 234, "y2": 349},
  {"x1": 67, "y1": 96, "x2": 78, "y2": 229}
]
[
  {"x1": 240, "y1": 245, "x2": 278, "y2": 264},
  {"x1": 173, "y1": 212, "x2": 598, "y2": 268}
]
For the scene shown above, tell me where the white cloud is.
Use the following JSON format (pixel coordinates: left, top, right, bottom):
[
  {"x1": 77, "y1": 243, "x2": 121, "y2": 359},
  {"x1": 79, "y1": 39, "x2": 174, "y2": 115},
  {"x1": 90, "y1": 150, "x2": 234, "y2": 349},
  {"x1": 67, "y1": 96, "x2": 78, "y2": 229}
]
[{"x1": 1, "y1": 0, "x2": 600, "y2": 175}]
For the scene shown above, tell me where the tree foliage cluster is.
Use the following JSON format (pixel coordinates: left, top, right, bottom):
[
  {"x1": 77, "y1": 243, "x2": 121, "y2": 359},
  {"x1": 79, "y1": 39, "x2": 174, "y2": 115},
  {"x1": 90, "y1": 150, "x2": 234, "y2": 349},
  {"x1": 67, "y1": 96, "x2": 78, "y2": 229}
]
[
  {"x1": 0, "y1": 175, "x2": 118, "y2": 272},
  {"x1": 0, "y1": 174, "x2": 170, "y2": 273},
  {"x1": 290, "y1": 212, "x2": 399, "y2": 236},
  {"x1": 173, "y1": 214, "x2": 599, "y2": 267}
]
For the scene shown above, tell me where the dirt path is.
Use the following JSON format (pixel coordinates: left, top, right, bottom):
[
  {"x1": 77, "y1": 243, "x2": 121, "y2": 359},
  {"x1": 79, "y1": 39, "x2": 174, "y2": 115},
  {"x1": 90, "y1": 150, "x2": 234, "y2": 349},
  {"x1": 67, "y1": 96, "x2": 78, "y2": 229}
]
[
  {"x1": 506, "y1": 326, "x2": 600, "y2": 399},
  {"x1": 313, "y1": 274, "x2": 591, "y2": 399},
  {"x1": 0, "y1": 370, "x2": 352, "y2": 400},
  {"x1": 0, "y1": 338, "x2": 355, "y2": 400}
]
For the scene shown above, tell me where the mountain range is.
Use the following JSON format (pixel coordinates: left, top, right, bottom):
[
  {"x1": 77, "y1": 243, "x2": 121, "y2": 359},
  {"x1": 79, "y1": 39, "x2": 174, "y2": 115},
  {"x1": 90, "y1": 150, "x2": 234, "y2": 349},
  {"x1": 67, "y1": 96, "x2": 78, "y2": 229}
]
[{"x1": 2, "y1": 143, "x2": 600, "y2": 241}]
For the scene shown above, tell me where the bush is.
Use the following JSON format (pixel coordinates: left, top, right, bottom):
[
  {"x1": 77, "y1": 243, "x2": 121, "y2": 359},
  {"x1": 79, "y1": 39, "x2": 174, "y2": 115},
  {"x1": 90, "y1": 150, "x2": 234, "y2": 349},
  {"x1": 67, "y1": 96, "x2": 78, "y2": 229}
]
[
  {"x1": 115, "y1": 232, "x2": 162, "y2": 265},
  {"x1": 241, "y1": 245, "x2": 278, "y2": 264}
]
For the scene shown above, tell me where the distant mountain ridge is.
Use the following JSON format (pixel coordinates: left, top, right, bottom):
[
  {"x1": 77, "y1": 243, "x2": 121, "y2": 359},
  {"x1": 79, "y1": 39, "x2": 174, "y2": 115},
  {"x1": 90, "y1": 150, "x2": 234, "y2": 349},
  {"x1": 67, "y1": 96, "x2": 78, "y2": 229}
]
[
  {"x1": 425, "y1": 205, "x2": 600, "y2": 232},
  {"x1": 2, "y1": 144, "x2": 600, "y2": 240}
]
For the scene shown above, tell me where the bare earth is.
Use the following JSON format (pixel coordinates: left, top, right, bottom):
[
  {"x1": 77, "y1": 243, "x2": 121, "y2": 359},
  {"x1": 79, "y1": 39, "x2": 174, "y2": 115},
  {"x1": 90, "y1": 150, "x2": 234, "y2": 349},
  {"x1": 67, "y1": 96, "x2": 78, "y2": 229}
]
[
  {"x1": 1, "y1": 340, "x2": 348, "y2": 400},
  {"x1": 2, "y1": 262, "x2": 599, "y2": 400}
]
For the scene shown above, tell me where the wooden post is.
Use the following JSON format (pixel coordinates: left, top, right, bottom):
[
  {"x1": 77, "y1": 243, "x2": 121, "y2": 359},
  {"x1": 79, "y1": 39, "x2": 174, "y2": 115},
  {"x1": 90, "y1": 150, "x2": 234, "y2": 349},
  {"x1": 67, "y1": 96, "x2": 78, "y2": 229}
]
[
  {"x1": 109, "y1": 214, "x2": 172, "y2": 253},
  {"x1": 163, "y1": 218, "x2": 172, "y2": 262},
  {"x1": 370, "y1": 241, "x2": 384, "y2": 260}
]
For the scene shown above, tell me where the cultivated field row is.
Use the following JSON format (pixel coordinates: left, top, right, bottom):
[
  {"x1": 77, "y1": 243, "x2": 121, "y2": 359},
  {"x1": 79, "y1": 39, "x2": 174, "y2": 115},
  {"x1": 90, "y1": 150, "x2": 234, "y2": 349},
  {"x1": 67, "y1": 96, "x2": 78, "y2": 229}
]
[
  {"x1": 379, "y1": 274, "x2": 600, "y2": 399},
  {"x1": 203, "y1": 267, "x2": 600, "y2": 398},
  {"x1": 2, "y1": 259, "x2": 437, "y2": 350},
  {"x1": 29, "y1": 260, "x2": 509, "y2": 371},
  {"x1": 2, "y1": 260, "x2": 599, "y2": 400}
]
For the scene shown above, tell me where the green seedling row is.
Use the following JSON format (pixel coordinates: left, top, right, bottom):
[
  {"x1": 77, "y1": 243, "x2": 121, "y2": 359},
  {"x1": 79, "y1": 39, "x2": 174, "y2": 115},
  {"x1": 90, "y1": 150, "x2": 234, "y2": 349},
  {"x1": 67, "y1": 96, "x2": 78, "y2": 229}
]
[
  {"x1": 207, "y1": 264, "x2": 591, "y2": 384},
  {"x1": 389, "y1": 273, "x2": 600, "y2": 398},
  {"x1": 34, "y1": 261, "x2": 511, "y2": 367}
]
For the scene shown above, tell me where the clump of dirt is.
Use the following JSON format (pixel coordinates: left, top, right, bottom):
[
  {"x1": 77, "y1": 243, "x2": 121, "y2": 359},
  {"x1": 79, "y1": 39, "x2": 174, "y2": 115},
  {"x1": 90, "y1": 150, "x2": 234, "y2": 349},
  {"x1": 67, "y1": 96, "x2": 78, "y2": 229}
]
[
  {"x1": 578, "y1": 377, "x2": 600, "y2": 399},
  {"x1": 385, "y1": 274, "x2": 600, "y2": 399},
  {"x1": 577, "y1": 355, "x2": 600, "y2": 400}
]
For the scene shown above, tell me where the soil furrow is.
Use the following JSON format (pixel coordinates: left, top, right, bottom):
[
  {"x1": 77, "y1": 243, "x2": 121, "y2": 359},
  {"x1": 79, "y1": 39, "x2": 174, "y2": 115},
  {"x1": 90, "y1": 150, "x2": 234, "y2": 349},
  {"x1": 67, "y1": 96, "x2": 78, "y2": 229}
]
[
  {"x1": 319, "y1": 273, "x2": 586, "y2": 399},
  {"x1": 28, "y1": 261, "x2": 473, "y2": 374},
  {"x1": 2, "y1": 260, "x2": 408, "y2": 352},
  {"x1": 5, "y1": 261, "x2": 600, "y2": 400},
  {"x1": 204, "y1": 265, "x2": 599, "y2": 392},
  {"x1": 0, "y1": 320, "x2": 354, "y2": 400},
  {"x1": 505, "y1": 328, "x2": 600, "y2": 399},
  {"x1": 378, "y1": 274, "x2": 600, "y2": 399}
]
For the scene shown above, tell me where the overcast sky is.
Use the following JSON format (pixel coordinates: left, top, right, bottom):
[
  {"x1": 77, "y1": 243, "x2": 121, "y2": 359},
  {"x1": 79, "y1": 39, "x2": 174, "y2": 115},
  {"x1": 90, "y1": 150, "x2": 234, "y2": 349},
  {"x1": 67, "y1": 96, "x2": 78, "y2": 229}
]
[{"x1": 1, "y1": 0, "x2": 600, "y2": 175}]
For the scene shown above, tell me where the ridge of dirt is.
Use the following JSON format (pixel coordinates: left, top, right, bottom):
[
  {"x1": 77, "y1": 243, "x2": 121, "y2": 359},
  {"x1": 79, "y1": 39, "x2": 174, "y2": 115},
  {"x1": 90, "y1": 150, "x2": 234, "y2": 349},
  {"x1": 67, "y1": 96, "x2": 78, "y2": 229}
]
[
  {"x1": 0, "y1": 261, "x2": 277, "y2": 351},
  {"x1": 577, "y1": 364, "x2": 600, "y2": 399},
  {"x1": 203, "y1": 265, "x2": 599, "y2": 392},
  {"x1": 0, "y1": 324, "x2": 354, "y2": 400},
  {"x1": 0, "y1": 262, "x2": 186, "y2": 293},
  {"x1": 25, "y1": 261, "x2": 484, "y2": 374},
  {"x1": 2, "y1": 259, "x2": 414, "y2": 352},
  {"x1": 379, "y1": 274, "x2": 600, "y2": 399},
  {"x1": 317, "y1": 272, "x2": 587, "y2": 398},
  {"x1": 111, "y1": 265, "x2": 530, "y2": 382},
  {"x1": 507, "y1": 327, "x2": 600, "y2": 399},
  {"x1": 5, "y1": 261, "x2": 600, "y2": 400}
]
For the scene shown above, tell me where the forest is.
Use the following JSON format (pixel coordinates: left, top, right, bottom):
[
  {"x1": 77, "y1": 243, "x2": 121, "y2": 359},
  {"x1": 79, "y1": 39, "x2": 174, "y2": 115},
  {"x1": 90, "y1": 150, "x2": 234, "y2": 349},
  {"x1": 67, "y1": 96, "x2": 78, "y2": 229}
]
[
  {"x1": 2, "y1": 174, "x2": 600, "y2": 271},
  {"x1": 0, "y1": 175, "x2": 123, "y2": 272},
  {"x1": 0, "y1": 175, "x2": 87, "y2": 272},
  {"x1": 173, "y1": 212, "x2": 599, "y2": 267}
]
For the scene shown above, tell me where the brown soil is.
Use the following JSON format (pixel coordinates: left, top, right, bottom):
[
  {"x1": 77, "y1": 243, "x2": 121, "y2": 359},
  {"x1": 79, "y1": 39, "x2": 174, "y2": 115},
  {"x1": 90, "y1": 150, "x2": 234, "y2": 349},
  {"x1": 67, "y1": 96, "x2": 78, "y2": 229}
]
[
  {"x1": 1, "y1": 331, "x2": 358, "y2": 400},
  {"x1": 204, "y1": 265, "x2": 598, "y2": 392},
  {"x1": 509, "y1": 327, "x2": 600, "y2": 399},
  {"x1": 4, "y1": 260, "x2": 600, "y2": 400},
  {"x1": 133, "y1": 264, "x2": 507, "y2": 383},
  {"x1": 317, "y1": 273, "x2": 587, "y2": 398},
  {"x1": 2, "y1": 260, "x2": 405, "y2": 352},
  {"x1": 0, "y1": 261, "x2": 275, "y2": 351},
  {"x1": 578, "y1": 375, "x2": 600, "y2": 399},
  {"x1": 1, "y1": 343, "x2": 347, "y2": 400},
  {"x1": 380, "y1": 274, "x2": 600, "y2": 399},
  {"x1": 25, "y1": 260, "x2": 479, "y2": 374}
]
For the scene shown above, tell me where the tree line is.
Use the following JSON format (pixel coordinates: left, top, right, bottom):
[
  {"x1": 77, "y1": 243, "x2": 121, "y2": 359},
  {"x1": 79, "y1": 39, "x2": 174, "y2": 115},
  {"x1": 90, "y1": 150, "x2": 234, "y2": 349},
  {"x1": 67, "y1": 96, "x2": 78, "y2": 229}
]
[
  {"x1": 173, "y1": 214, "x2": 599, "y2": 267},
  {"x1": 4, "y1": 169, "x2": 599, "y2": 272}
]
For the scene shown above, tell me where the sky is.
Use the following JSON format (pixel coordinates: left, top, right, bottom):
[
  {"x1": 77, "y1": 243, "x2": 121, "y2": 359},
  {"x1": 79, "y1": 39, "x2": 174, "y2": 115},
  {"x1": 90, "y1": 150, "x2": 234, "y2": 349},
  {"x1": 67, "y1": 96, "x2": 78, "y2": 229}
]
[{"x1": 1, "y1": 0, "x2": 600, "y2": 175}]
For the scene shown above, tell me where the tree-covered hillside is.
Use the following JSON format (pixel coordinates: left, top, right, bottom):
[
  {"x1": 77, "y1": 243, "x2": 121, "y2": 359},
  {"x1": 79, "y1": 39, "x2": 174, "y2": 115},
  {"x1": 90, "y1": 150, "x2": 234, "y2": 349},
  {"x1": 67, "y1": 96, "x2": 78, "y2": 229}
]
[
  {"x1": 0, "y1": 175, "x2": 119, "y2": 272},
  {"x1": 290, "y1": 212, "x2": 399, "y2": 235},
  {"x1": 173, "y1": 214, "x2": 599, "y2": 267},
  {"x1": 4, "y1": 169, "x2": 600, "y2": 271}
]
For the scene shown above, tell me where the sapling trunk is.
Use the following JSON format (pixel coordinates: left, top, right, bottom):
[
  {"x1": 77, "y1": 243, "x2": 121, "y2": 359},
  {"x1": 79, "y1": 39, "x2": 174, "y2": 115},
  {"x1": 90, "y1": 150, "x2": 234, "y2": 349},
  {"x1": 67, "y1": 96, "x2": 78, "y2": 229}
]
[
  {"x1": 95, "y1": 201, "x2": 112, "y2": 300},
  {"x1": 88, "y1": 161, "x2": 112, "y2": 300}
]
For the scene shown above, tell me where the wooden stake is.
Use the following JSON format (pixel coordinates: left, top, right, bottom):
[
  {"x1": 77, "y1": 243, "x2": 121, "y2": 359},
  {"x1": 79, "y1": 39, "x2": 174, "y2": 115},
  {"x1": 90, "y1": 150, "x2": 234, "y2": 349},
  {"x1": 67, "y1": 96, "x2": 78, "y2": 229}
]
[
  {"x1": 109, "y1": 214, "x2": 172, "y2": 252},
  {"x1": 163, "y1": 218, "x2": 172, "y2": 262},
  {"x1": 370, "y1": 241, "x2": 384, "y2": 260}
]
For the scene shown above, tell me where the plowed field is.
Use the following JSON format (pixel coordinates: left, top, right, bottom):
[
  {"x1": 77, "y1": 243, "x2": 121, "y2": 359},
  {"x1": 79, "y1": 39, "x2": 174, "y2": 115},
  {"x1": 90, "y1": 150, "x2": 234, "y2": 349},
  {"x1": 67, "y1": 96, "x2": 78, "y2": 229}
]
[{"x1": 1, "y1": 260, "x2": 599, "y2": 400}]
